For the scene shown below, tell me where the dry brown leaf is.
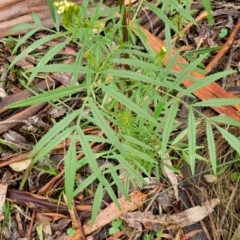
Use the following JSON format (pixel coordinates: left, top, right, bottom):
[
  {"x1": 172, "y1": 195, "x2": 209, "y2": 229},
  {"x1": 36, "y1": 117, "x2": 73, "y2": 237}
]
[
  {"x1": 83, "y1": 191, "x2": 147, "y2": 235},
  {"x1": 203, "y1": 174, "x2": 218, "y2": 183},
  {"x1": 63, "y1": 191, "x2": 147, "y2": 240},
  {"x1": 122, "y1": 198, "x2": 220, "y2": 231},
  {"x1": 9, "y1": 159, "x2": 31, "y2": 172}
]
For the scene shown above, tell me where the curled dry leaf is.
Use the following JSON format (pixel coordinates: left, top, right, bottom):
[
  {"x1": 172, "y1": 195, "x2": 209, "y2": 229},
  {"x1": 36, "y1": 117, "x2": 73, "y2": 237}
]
[
  {"x1": 64, "y1": 191, "x2": 148, "y2": 239},
  {"x1": 203, "y1": 174, "x2": 218, "y2": 183},
  {"x1": 122, "y1": 198, "x2": 220, "y2": 232},
  {"x1": 9, "y1": 159, "x2": 32, "y2": 172},
  {"x1": 83, "y1": 191, "x2": 148, "y2": 235}
]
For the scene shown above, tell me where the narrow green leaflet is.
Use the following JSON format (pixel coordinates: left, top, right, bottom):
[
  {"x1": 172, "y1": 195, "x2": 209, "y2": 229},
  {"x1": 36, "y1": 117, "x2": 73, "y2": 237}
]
[
  {"x1": 12, "y1": 29, "x2": 39, "y2": 55},
  {"x1": 206, "y1": 121, "x2": 217, "y2": 175},
  {"x1": 188, "y1": 108, "x2": 196, "y2": 175},
  {"x1": 182, "y1": 70, "x2": 235, "y2": 96},
  {"x1": 201, "y1": 0, "x2": 213, "y2": 25},
  {"x1": 161, "y1": 101, "x2": 179, "y2": 159},
  {"x1": 26, "y1": 64, "x2": 95, "y2": 74},
  {"x1": 28, "y1": 39, "x2": 71, "y2": 84},
  {"x1": 89, "y1": 100, "x2": 126, "y2": 154},
  {"x1": 91, "y1": 183, "x2": 103, "y2": 226},
  {"x1": 144, "y1": 2, "x2": 178, "y2": 32},
  {"x1": 7, "y1": 84, "x2": 89, "y2": 108},
  {"x1": 30, "y1": 110, "x2": 80, "y2": 157},
  {"x1": 33, "y1": 126, "x2": 76, "y2": 162},
  {"x1": 216, "y1": 125, "x2": 240, "y2": 154},
  {"x1": 165, "y1": 24, "x2": 172, "y2": 60},
  {"x1": 168, "y1": 54, "x2": 208, "y2": 92},
  {"x1": 77, "y1": 126, "x2": 119, "y2": 209},
  {"x1": 100, "y1": 85, "x2": 158, "y2": 125},
  {"x1": 9, "y1": 23, "x2": 36, "y2": 33},
  {"x1": 31, "y1": 12, "x2": 42, "y2": 27},
  {"x1": 113, "y1": 154, "x2": 146, "y2": 184},
  {"x1": 74, "y1": 174, "x2": 97, "y2": 196},
  {"x1": 9, "y1": 32, "x2": 68, "y2": 69},
  {"x1": 65, "y1": 137, "x2": 77, "y2": 209},
  {"x1": 47, "y1": 0, "x2": 60, "y2": 31},
  {"x1": 110, "y1": 58, "x2": 160, "y2": 71},
  {"x1": 108, "y1": 165, "x2": 129, "y2": 200},
  {"x1": 209, "y1": 115, "x2": 240, "y2": 127},
  {"x1": 101, "y1": 69, "x2": 160, "y2": 85},
  {"x1": 184, "y1": 46, "x2": 222, "y2": 55},
  {"x1": 193, "y1": 98, "x2": 240, "y2": 107},
  {"x1": 124, "y1": 145, "x2": 155, "y2": 163},
  {"x1": 121, "y1": 134, "x2": 154, "y2": 151},
  {"x1": 169, "y1": 0, "x2": 196, "y2": 24}
]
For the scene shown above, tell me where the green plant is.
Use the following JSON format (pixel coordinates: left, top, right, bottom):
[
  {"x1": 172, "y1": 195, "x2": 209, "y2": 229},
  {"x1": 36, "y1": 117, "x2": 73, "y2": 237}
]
[
  {"x1": 218, "y1": 28, "x2": 228, "y2": 39},
  {"x1": 0, "y1": 202, "x2": 13, "y2": 230},
  {"x1": 7, "y1": 0, "x2": 240, "y2": 225},
  {"x1": 66, "y1": 228, "x2": 76, "y2": 236},
  {"x1": 109, "y1": 218, "x2": 124, "y2": 235},
  {"x1": 36, "y1": 225, "x2": 44, "y2": 240}
]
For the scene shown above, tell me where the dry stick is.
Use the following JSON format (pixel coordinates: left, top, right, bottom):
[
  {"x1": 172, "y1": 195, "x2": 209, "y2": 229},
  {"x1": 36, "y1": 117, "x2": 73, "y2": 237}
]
[
  {"x1": 205, "y1": 18, "x2": 240, "y2": 73},
  {"x1": 0, "y1": 103, "x2": 46, "y2": 134},
  {"x1": 27, "y1": 210, "x2": 35, "y2": 240}
]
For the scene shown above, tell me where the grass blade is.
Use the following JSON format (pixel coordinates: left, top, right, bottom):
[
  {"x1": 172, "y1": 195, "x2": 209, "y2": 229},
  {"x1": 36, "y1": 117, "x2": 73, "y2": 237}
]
[
  {"x1": 206, "y1": 121, "x2": 217, "y2": 175},
  {"x1": 30, "y1": 110, "x2": 80, "y2": 157},
  {"x1": 193, "y1": 98, "x2": 240, "y2": 107},
  {"x1": 26, "y1": 64, "x2": 95, "y2": 74},
  {"x1": 216, "y1": 125, "x2": 240, "y2": 154},
  {"x1": 65, "y1": 136, "x2": 77, "y2": 208},
  {"x1": 161, "y1": 101, "x2": 179, "y2": 158},
  {"x1": 91, "y1": 183, "x2": 103, "y2": 225},
  {"x1": 182, "y1": 70, "x2": 235, "y2": 96},
  {"x1": 77, "y1": 126, "x2": 119, "y2": 208},
  {"x1": 7, "y1": 84, "x2": 89, "y2": 108},
  {"x1": 9, "y1": 32, "x2": 67, "y2": 69},
  {"x1": 28, "y1": 39, "x2": 71, "y2": 84},
  {"x1": 31, "y1": 12, "x2": 42, "y2": 27},
  {"x1": 100, "y1": 85, "x2": 158, "y2": 125},
  {"x1": 188, "y1": 108, "x2": 196, "y2": 175}
]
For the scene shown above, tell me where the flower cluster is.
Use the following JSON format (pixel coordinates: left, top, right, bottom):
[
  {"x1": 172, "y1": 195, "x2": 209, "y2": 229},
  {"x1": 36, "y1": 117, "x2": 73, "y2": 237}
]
[
  {"x1": 54, "y1": 1, "x2": 76, "y2": 14},
  {"x1": 53, "y1": 0, "x2": 81, "y2": 28}
]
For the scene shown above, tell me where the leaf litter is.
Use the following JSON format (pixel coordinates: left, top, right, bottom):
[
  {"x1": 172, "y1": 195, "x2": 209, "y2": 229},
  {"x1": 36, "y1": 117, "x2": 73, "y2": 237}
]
[{"x1": 0, "y1": 0, "x2": 240, "y2": 240}]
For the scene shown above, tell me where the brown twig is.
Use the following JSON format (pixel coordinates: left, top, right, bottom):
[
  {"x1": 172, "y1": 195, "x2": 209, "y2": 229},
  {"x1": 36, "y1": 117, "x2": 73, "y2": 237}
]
[
  {"x1": 27, "y1": 210, "x2": 35, "y2": 240},
  {"x1": 205, "y1": 18, "x2": 240, "y2": 73}
]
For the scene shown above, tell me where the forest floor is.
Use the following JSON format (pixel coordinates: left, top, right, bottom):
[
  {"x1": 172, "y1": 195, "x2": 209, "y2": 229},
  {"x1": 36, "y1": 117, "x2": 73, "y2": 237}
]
[{"x1": 0, "y1": 1, "x2": 240, "y2": 240}]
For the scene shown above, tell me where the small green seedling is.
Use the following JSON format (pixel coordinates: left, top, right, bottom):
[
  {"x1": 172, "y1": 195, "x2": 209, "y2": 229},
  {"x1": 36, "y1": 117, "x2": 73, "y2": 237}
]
[
  {"x1": 109, "y1": 218, "x2": 124, "y2": 235},
  {"x1": 67, "y1": 228, "x2": 76, "y2": 236},
  {"x1": 218, "y1": 28, "x2": 228, "y2": 39}
]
